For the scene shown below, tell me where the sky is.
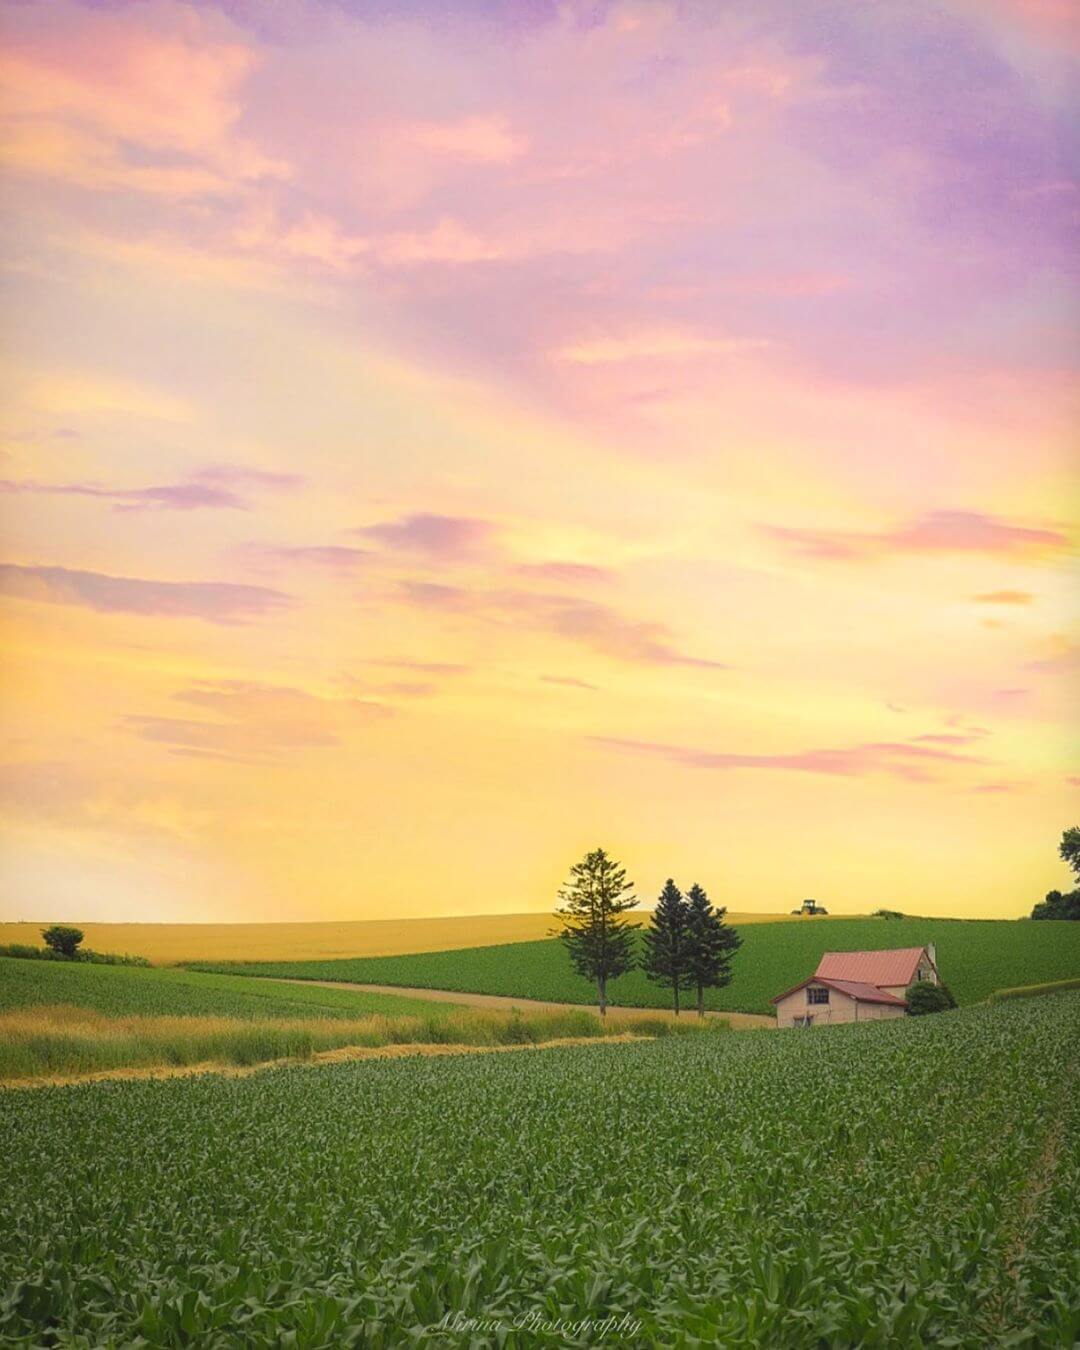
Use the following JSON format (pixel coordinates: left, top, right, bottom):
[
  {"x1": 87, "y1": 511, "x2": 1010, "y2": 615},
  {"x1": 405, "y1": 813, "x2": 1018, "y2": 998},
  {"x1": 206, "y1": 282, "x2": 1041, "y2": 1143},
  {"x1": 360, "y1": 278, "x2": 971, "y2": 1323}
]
[{"x1": 0, "y1": 0, "x2": 1076, "y2": 924}]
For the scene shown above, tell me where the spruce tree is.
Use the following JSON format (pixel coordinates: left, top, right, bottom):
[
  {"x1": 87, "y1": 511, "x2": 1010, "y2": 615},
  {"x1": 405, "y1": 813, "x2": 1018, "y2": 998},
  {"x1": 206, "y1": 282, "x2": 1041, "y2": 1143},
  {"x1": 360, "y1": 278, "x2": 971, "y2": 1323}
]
[
  {"x1": 685, "y1": 883, "x2": 742, "y2": 1016},
  {"x1": 553, "y1": 848, "x2": 640, "y2": 1016},
  {"x1": 642, "y1": 879, "x2": 691, "y2": 1014}
]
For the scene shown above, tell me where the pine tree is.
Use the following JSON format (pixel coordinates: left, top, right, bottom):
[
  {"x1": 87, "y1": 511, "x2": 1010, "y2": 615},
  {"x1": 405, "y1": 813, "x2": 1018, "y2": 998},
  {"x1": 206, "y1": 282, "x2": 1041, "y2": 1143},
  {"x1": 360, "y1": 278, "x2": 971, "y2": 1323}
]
[
  {"x1": 553, "y1": 848, "x2": 640, "y2": 1016},
  {"x1": 642, "y1": 879, "x2": 691, "y2": 1015},
  {"x1": 685, "y1": 883, "x2": 742, "y2": 1016}
]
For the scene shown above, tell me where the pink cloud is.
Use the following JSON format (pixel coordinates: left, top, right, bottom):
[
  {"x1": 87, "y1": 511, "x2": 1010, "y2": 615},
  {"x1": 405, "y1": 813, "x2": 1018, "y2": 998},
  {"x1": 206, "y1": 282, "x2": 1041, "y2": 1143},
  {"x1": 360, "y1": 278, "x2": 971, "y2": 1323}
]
[
  {"x1": 405, "y1": 115, "x2": 526, "y2": 163},
  {"x1": 0, "y1": 563, "x2": 289, "y2": 624},
  {"x1": 911, "y1": 732, "x2": 988, "y2": 746},
  {"x1": 764, "y1": 511, "x2": 1070, "y2": 562},
  {"x1": 360, "y1": 513, "x2": 496, "y2": 558},
  {"x1": 0, "y1": 2, "x2": 286, "y2": 198},
  {"x1": 595, "y1": 734, "x2": 988, "y2": 782},
  {"x1": 398, "y1": 580, "x2": 725, "y2": 669},
  {"x1": 126, "y1": 679, "x2": 387, "y2": 761},
  {"x1": 0, "y1": 477, "x2": 245, "y2": 512}
]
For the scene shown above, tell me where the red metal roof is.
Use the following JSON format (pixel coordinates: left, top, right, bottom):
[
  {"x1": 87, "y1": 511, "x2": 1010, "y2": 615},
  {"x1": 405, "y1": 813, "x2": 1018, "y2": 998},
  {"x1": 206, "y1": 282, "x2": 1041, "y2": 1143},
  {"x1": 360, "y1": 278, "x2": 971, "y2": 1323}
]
[
  {"x1": 769, "y1": 975, "x2": 908, "y2": 1006},
  {"x1": 814, "y1": 947, "x2": 930, "y2": 987},
  {"x1": 821, "y1": 979, "x2": 907, "y2": 1006}
]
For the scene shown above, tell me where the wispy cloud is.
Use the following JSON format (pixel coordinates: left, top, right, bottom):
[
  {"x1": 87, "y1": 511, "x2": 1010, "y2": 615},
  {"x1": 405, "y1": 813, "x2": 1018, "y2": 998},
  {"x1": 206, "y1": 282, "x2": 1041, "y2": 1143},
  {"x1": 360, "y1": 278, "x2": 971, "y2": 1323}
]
[
  {"x1": 764, "y1": 512, "x2": 1070, "y2": 562},
  {"x1": 0, "y1": 463, "x2": 303, "y2": 513},
  {"x1": 0, "y1": 564, "x2": 290, "y2": 624},
  {"x1": 399, "y1": 581, "x2": 726, "y2": 669},
  {"x1": 595, "y1": 734, "x2": 988, "y2": 782},
  {"x1": 0, "y1": 477, "x2": 245, "y2": 512},
  {"x1": 358, "y1": 512, "x2": 496, "y2": 558},
  {"x1": 971, "y1": 590, "x2": 1035, "y2": 605},
  {"x1": 541, "y1": 674, "x2": 598, "y2": 691},
  {"x1": 126, "y1": 680, "x2": 387, "y2": 761}
]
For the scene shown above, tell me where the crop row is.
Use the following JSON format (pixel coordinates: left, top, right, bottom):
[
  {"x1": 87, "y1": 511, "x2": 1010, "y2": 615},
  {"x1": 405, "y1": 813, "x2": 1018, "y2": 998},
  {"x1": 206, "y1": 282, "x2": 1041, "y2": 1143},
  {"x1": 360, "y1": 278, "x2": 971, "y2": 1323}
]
[
  {"x1": 190, "y1": 916, "x2": 1080, "y2": 1014},
  {"x1": 1, "y1": 994, "x2": 1077, "y2": 1346}
]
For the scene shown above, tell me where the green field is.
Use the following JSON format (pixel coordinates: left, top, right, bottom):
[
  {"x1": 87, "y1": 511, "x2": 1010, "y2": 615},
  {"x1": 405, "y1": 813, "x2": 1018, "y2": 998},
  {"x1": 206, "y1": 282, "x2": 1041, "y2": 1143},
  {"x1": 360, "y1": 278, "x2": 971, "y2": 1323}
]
[
  {"x1": 1, "y1": 994, "x2": 1077, "y2": 1346},
  {"x1": 190, "y1": 917, "x2": 1080, "y2": 1014},
  {"x1": 0, "y1": 956, "x2": 455, "y2": 1021}
]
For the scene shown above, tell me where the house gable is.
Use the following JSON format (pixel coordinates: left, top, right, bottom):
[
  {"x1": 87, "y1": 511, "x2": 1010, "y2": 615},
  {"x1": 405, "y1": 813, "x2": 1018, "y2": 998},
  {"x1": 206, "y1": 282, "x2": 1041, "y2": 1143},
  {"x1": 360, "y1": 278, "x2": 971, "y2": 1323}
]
[{"x1": 814, "y1": 946, "x2": 934, "y2": 989}]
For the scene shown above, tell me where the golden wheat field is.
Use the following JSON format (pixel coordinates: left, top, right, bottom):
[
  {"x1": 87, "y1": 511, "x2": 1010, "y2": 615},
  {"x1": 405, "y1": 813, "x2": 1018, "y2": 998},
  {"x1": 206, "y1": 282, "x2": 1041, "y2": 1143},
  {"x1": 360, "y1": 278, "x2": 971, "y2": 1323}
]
[{"x1": 0, "y1": 910, "x2": 827, "y2": 965}]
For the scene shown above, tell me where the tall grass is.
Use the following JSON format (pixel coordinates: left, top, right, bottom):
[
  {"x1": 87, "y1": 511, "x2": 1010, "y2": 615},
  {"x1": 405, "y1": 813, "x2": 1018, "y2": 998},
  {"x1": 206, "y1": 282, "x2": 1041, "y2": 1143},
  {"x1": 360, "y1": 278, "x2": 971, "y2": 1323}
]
[
  {"x1": 988, "y1": 976, "x2": 1080, "y2": 1002},
  {"x1": 0, "y1": 1004, "x2": 728, "y2": 1081}
]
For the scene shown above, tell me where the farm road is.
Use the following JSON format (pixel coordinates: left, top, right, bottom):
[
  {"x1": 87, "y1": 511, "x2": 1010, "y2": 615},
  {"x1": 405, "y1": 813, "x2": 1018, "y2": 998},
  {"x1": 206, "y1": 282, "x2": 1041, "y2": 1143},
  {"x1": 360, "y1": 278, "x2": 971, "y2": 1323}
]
[{"x1": 270, "y1": 979, "x2": 775, "y2": 1030}]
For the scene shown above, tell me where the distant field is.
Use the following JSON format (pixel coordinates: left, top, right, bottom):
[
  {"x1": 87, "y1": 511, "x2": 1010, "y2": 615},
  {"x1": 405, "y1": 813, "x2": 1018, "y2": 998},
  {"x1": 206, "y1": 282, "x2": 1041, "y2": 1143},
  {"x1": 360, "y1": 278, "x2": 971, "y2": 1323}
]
[
  {"x1": 0, "y1": 909, "x2": 822, "y2": 964},
  {"x1": 193, "y1": 917, "x2": 1080, "y2": 1015},
  {"x1": 0, "y1": 956, "x2": 455, "y2": 1021}
]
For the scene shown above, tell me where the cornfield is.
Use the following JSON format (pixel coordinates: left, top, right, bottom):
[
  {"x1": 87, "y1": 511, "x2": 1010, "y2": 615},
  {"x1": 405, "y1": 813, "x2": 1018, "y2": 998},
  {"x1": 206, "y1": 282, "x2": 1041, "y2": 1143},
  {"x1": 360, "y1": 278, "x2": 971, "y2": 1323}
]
[{"x1": 1, "y1": 993, "x2": 1077, "y2": 1346}]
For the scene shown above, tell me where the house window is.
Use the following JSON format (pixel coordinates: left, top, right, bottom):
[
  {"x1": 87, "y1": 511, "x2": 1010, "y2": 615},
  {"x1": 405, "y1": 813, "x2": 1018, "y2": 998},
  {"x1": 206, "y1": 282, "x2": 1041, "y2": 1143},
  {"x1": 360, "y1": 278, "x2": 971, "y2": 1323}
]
[{"x1": 807, "y1": 986, "x2": 830, "y2": 1005}]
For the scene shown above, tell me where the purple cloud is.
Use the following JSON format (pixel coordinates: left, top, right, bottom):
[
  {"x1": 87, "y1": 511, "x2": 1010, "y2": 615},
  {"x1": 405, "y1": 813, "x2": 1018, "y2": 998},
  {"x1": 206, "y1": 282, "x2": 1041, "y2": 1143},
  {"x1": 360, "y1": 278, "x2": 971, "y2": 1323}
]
[
  {"x1": 398, "y1": 580, "x2": 725, "y2": 668},
  {"x1": 358, "y1": 512, "x2": 496, "y2": 558},
  {"x1": 764, "y1": 511, "x2": 1070, "y2": 562},
  {"x1": 196, "y1": 464, "x2": 305, "y2": 491},
  {"x1": 0, "y1": 564, "x2": 290, "y2": 624},
  {"x1": 595, "y1": 734, "x2": 988, "y2": 782},
  {"x1": 0, "y1": 478, "x2": 245, "y2": 512}
]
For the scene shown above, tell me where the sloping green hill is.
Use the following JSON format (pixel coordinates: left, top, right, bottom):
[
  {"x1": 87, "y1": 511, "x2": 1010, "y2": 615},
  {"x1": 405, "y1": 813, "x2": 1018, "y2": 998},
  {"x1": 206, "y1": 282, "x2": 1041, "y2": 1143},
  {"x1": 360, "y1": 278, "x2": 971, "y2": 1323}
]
[
  {"x1": 190, "y1": 916, "x2": 1080, "y2": 1015},
  {"x1": 0, "y1": 957, "x2": 457, "y2": 1020}
]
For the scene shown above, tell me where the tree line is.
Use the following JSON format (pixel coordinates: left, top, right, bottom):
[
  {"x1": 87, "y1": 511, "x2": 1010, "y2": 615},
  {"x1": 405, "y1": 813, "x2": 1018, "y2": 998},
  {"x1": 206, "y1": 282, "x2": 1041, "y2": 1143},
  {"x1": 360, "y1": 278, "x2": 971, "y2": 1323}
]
[
  {"x1": 553, "y1": 847, "x2": 741, "y2": 1016},
  {"x1": 1030, "y1": 827, "x2": 1080, "y2": 921}
]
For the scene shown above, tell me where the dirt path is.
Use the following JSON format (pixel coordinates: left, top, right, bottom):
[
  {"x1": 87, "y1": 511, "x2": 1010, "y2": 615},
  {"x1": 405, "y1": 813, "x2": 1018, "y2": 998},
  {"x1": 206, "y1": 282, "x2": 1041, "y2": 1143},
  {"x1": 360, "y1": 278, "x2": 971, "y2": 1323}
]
[
  {"x1": 2, "y1": 1033, "x2": 649, "y2": 1091},
  {"x1": 272, "y1": 978, "x2": 775, "y2": 1030}
]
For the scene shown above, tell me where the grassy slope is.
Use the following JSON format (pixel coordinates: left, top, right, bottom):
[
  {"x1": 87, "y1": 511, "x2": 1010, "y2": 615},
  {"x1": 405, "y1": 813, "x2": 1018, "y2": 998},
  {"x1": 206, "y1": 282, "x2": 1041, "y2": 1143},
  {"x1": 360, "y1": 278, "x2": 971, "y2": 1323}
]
[
  {"x1": 0, "y1": 957, "x2": 458, "y2": 1021},
  {"x1": 0, "y1": 910, "x2": 800, "y2": 964},
  {"x1": 191, "y1": 917, "x2": 1080, "y2": 1015}
]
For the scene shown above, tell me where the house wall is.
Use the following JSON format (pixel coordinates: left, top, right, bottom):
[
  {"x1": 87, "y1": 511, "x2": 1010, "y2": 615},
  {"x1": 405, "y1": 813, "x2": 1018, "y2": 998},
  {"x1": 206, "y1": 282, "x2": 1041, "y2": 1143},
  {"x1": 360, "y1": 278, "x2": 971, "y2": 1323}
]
[{"x1": 774, "y1": 982, "x2": 906, "y2": 1028}]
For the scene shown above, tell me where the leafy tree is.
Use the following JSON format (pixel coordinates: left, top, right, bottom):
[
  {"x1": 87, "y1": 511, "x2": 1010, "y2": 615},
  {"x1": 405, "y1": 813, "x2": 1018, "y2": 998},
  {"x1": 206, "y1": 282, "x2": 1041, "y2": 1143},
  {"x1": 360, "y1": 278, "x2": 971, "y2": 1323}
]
[
  {"x1": 1059, "y1": 827, "x2": 1080, "y2": 879},
  {"x1": 1030, "y1": 829, "x2": 1080, "y2": 920},
  {"x1": 905, "y1": 980, "x2": 956, "y2": 1015},
  {"x1": 553, "y1": 848, "x2": 640, "y2": 1016},
  {"x1": 642, "y1": 880, "x2": 691, "y2": 1014},
  {"x1": 1031, "y1": 889, "x2": 1080, "y2": 921},
  {"x1": 41, "y1": 925, "x2": 84, "y2": 959},
  {"x1": 685, "y1": 884, "x2": 742, "y2": 1016}
]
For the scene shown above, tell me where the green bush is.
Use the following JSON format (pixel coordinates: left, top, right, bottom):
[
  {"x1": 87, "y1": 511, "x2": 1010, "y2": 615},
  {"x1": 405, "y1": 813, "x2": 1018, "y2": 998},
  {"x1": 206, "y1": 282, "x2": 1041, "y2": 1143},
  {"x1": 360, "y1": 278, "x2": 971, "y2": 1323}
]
[
  {"x1": 1030, "y1": 888, "x2": 1080, "y2": 921},
  {"x1": 0, "y1": 944, "x2": 150, "y2": 967},
  {"x1": 905, "y1": 980, "x2": 957, "y2": 1015},
  {"x1": 40, "y1": 926, "x2": 84, "y2": 958}
]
